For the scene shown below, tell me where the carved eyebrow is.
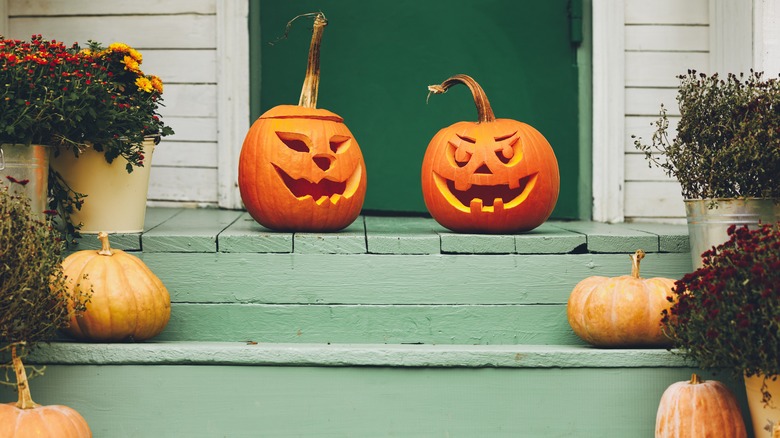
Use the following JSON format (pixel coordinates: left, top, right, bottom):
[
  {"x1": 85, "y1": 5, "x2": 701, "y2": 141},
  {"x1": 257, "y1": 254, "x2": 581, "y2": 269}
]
[
  {"x1": 494, "y1": 131, "x2": 517, "y2": 142},
  {"x1": 456, "y1": 133, "x2": 477, "y2": 143}
]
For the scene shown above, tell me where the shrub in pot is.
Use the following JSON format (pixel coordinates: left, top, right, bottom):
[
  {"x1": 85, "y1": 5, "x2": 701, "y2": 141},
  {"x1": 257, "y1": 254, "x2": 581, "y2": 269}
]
[
  {"x1": 633, "y1": 70, "x2": 780, "y2": 267},
  {"x1": 0, "y1": 182, "x2": 92, "y2": 436},
  {"x1": 662, "y1": 222, "x2": 780, "y2": 437}
]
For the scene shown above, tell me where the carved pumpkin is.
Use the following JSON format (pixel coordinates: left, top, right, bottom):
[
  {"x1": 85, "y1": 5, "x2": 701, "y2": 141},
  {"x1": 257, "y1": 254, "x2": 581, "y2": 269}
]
[
  {"x1": 656, "y1": 374, "x2": 747, "y2": 438},
  {"x1": 567, "y1": 250, "x2": 675, "y2": 347},
  {"x1": 0, "y1": 345, "x2": 91, "y2": 437},
  {"x1": 422, "y1": 74, "x2": 559, "y2": 233},
  {"x1": 239, "y1": 13, "x2": 367, "y2": 232},
  {"x1": 61, "y1": 233, "x2": 170, "y2": 342}
]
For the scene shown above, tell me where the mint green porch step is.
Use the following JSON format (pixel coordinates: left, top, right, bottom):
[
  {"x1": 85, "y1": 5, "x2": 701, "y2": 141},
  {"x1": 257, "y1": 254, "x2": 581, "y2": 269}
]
[
  {"x1": 19, "y1": 342, "x2": 749, "y2": 437},
  {"x1": 2, "y1": 208, "x2": 726, "y2": 437},
  {"x1": 67, "y1": 208, "x2": 691, "y2": 344}
]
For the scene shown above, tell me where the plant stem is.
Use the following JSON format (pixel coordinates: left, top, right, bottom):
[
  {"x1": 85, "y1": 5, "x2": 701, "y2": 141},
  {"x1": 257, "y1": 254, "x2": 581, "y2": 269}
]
[
  {"x1": 630, "y1": 250, "x2": 646, "y2": 278},
  {"x1": 689, "y1": 373, "x2": 701, "y2": 385},
  {"x1": 298, "y1": 13, "x2": 327, "y2": 109},
  {"x1": 11, "y1": 344, "x2": 38, "y2": 409},
  {"x1": 427, "y1": 74, "x2": 497, "y2": 123}
]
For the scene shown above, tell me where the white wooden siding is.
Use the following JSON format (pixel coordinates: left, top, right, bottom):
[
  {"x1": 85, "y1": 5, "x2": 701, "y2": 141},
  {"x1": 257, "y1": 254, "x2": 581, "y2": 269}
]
[
  {"x1": 6, "y1": 0, "x2": 221, "y2": 206},
  {"x1": 622, "y1": 0, "x2": 710, "y2": 223}
]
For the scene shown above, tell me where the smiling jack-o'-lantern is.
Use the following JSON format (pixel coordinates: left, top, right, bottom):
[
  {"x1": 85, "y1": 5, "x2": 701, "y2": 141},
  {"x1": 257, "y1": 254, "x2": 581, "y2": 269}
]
[
  {"x1": 239, "y1": 13, "x2": 367, "y2": 232},
  {"x1": 422, "y1": 74, "x2": 559, "y2": 233}
]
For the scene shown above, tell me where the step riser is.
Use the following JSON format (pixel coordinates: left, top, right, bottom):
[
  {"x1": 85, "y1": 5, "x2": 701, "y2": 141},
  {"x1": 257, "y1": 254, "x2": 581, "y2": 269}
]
[
  {"x1": 15, "y1": 365, "x2": 751, "y2": 437},
  {"x1": 140, "y1": 252, "x2": 690, "y2": 344}
]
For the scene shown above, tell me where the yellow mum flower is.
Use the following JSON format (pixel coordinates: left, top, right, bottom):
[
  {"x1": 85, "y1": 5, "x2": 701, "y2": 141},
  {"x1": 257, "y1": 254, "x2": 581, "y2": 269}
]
[
  {"x1": 149, "y1": 75, "x2": 164, "y2": 94},
  {"x1": 108, "y1": 42, "x2": 131, "y2": 53},
  {"x1": 123, "y1": 55, "x2": 142, "y2": 74},
  {"x1": 135, "y1": 76, "x2": 153, "y2": 93},
  {"x1": 128, "y1": 47, "x2": 143, "y2": 63}
]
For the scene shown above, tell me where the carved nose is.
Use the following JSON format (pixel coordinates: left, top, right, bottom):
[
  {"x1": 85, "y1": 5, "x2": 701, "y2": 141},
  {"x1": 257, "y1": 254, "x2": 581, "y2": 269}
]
[{"x1": 313, "y1": 155, "x2": 332, "y2": 171}]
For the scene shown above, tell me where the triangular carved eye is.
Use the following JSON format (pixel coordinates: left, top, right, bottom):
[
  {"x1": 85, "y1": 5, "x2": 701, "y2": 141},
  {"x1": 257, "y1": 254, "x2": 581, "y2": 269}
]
[
  {"x1": 330, "y1": 135, "x2": 351, "y2": 154},
  {"x1": 276, "y1": 132, "x2": 310, "y2": 153}
]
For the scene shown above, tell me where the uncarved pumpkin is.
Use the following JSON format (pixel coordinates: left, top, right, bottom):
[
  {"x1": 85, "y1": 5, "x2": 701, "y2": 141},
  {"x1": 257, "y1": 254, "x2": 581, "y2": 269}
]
[
  {"x1": 567, "y1": 250, "x2": 675, "y2": 347},
  {"x1": 0, "y1": 345, "x2": 91, "y2": 438},
  {"x1": 238, "y1": 12, "x2": 367, "y2": 232},
  {"x1": 61, "y1": 232, "x2": 170, "y2": 342},
  {"x1": 656, "y1": 374, "x2": 747, "y2": 438},
  {"x1": 422, "y1": 74, "x2": 560, "y2": 233}
]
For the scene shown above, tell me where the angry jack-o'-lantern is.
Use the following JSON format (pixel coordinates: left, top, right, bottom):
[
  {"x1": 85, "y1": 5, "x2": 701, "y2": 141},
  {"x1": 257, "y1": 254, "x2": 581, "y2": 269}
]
[
  {"x1": 239, "y1": 13, "x2": 367, "y2": 232},
  {"x1": 422, "y1": 75, "x2": 559, "y2": 233}
]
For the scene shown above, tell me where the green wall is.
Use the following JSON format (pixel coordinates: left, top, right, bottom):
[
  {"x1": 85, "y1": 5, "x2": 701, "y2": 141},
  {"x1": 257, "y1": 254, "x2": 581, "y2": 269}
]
[{"x1": 250, "y1": 0, "x2": 582, "y2": 218}]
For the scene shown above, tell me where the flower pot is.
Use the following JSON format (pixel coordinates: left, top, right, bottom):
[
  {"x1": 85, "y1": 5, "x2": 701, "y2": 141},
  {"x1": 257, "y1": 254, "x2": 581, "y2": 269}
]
[
  {"x1": 745, "y1": 374, "x2": 780, "y2": 438},
  {"x1": 684, "y1": 198, "x2": 780, "y2": 269},
  {"x1": 50, "y1": 138, "x2": 155, "y2": 233},
  {"x1": 0, "y1": 144, "x2": 49, "y2": 219}
]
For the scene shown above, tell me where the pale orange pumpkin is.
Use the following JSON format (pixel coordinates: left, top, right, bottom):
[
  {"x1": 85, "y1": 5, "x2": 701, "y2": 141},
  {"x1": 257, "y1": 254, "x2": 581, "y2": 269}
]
[
  {"x1": 422, "y1": 74, "x2": 560, "y2": 233},
  {"x1": 0, "y1": 345, "x2": 91, "y2": 437},
  {"x1": 567, "y1": 250, "x2": 675, "y2": 347},
  {"x1": 656, "y1": 374, "x2": 747, "y2": 438},
  {"x1": 238, "y1": 12, "x2": 367, "y2": 232},
  {"x1": 61, "y1": 232, "x2": 170, "y2": 342}
]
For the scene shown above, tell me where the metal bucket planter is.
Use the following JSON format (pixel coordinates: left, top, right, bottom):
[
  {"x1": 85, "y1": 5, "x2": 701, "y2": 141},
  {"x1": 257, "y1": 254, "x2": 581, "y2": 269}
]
[
  {"x1": 49, "y1": 138, "x2": 156, "y2": 234},
  {"x1": 0, "y1": 144, "x2": 50, "y2": 219},
  {"x1": 684, "y1": 198, "x2": 780, "y2": 269}
]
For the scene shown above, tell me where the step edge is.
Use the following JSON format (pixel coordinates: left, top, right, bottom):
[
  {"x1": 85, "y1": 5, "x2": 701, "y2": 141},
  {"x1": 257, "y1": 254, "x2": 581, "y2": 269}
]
[{"x1": 27, "y1": 342, "x2": 692, "y2": 368}]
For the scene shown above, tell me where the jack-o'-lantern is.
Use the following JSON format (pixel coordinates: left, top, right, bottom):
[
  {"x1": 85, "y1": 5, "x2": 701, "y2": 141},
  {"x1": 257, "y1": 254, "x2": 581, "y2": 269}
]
[
  {"x1": 238, "y1": 12, "x2": 367, "y2": 232},
  {"x1": 422, "y1": 74, "x2": 559, "y2": 233}
]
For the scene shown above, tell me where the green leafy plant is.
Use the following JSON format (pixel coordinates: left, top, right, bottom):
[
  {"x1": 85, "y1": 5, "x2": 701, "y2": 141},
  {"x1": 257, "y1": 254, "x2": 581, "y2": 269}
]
[
  {"x1": 0, "y1": 34, "x2": 174, "y2": 243},
  {"x1": 0, "y1": 181, "x2": 90, "y2": 367},
  {"x1": 634, "y1": 70, "x2": 780, "y2": 199},
  {"x1": 662, "y1": 222, "x2": 780, "y2": 402}
]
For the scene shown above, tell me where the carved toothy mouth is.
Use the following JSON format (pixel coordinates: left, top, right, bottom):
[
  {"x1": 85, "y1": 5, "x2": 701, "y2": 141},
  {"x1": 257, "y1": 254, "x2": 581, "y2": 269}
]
[
  {"x1": 273, "y1": 164, "x2": 363, "y2": 205},
  {"x1": 432, "y1": 172, "x2": 538, "y2": 213}
]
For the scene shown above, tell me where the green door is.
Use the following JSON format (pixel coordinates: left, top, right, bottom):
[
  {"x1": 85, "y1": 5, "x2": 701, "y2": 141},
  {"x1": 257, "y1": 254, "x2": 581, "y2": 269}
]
[{"x1": 250, "y1": 0, "x2": 582, "y2": 219}]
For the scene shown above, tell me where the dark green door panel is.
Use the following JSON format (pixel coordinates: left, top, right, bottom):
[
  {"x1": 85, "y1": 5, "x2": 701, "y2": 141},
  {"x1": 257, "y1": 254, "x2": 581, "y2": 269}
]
[{"x1": 250, "y1": 0, "x2": 580, "y2": 218}]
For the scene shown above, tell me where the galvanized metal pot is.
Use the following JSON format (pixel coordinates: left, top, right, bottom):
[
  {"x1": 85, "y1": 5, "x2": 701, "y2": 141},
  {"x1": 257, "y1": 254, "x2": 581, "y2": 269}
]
[
  {"x1": 0, "y1": 144, "x2": 50, "y2": 219},
  {"x1": 684, "y1": 198, "x2": 780, "y2": 269}
]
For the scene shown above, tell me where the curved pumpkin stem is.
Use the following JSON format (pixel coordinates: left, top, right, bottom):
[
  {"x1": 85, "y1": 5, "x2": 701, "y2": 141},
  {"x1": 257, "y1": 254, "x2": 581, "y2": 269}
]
[
  {"x1": 97, "y1": 231, "x2": 113, "y2": 256},
  {"x1": 629, "y1": 249, "x2": 645, "y2": 279},
  {"x1": 689, "y1": 373, "x2": 701, "y2": 385},
  {"x1": 12, "y1": 344, "x2": 38, "y2": 409},
  {"x1": 298, "y1": 12, "x2": 327, "y2": 109},
  {"x1": 427, "y1": 74, "x2": 496, "y2": 123}
]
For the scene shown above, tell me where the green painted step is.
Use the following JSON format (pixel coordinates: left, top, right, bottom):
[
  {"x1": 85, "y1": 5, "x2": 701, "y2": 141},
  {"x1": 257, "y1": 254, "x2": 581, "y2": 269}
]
[
  {"x1": 62, "y1": 209, "x2": 692, "y2": 344},
  {"x1": 5, "y1": 342, "x2": 750, "y2": 437}
]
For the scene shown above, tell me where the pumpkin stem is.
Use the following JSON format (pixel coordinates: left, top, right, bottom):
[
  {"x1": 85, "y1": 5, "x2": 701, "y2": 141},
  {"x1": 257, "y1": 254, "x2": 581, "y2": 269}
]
[
  {"x1": 427, "y1": 74, "x2": 496, "y2": 123},
  {"x1": 629, "y1": 249, "x2": 645, "y2": 279},
  {"x1": 97, "y1": 231, "x2": 113, "y2": 256},
  {"x1": 298, "y1": 12, "x2": 327, "y2": 109},
  {"x1": 689, "y1": 373, "x2": 702, "y2": 385},
  {"x1": 11, "y1": 343, "x2": 39, "y2": 409}
]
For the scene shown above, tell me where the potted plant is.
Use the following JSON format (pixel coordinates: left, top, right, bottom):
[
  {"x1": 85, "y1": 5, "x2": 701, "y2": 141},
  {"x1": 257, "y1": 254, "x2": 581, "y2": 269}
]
[
  {"x1": 0, "y1": 35, "x2": 174, "y2": 242},
  {"x1": 0, "y1": 182, "x2": 92, "y2": 435},
  {"x1": 633, "y1": 70, "x2": 780, "y2": 268},
  {"x1": 662, "y1": 222, "x2": 780, "y2": 438}
]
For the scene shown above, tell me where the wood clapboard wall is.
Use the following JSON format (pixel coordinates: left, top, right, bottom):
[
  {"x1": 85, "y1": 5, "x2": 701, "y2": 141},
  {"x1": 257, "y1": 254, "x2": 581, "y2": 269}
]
[
  {"x1": 622, "y1": 0, "x2": 709, "y2": 222},
  {"x1": 6, "y1": 0, "x2": 221, "y2": 206}
]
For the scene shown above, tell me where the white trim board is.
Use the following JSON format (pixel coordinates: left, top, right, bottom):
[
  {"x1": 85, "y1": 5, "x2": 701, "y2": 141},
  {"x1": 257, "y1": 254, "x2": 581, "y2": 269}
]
[
  {"x1": 216, "y1": 0, "x2": 250, "y2": 210},
  {"x1": 591, "y1": 0, "x2": 625, "y2": 223}
]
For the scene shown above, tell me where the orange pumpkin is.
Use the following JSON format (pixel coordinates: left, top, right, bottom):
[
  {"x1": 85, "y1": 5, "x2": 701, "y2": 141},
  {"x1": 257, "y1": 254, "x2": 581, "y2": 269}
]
[
  {"x1": 656, "y1": 374, "x2": 747, "y2": 438},
  {"x1": 422, "y1": 74, "x2": 559, "y2": 233},
  {"x1": 61, "y1": 233, "x2": 170, "y2": 342},
  {"x1": 238, "y1": 13, "x2": 367, "y2": 232},
  {"x1": 567, "y1": 250, "x2": 675, "y2": 347},
  {"x1": 0, "y1": 345, "x2": 91, "y2": 437}
]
